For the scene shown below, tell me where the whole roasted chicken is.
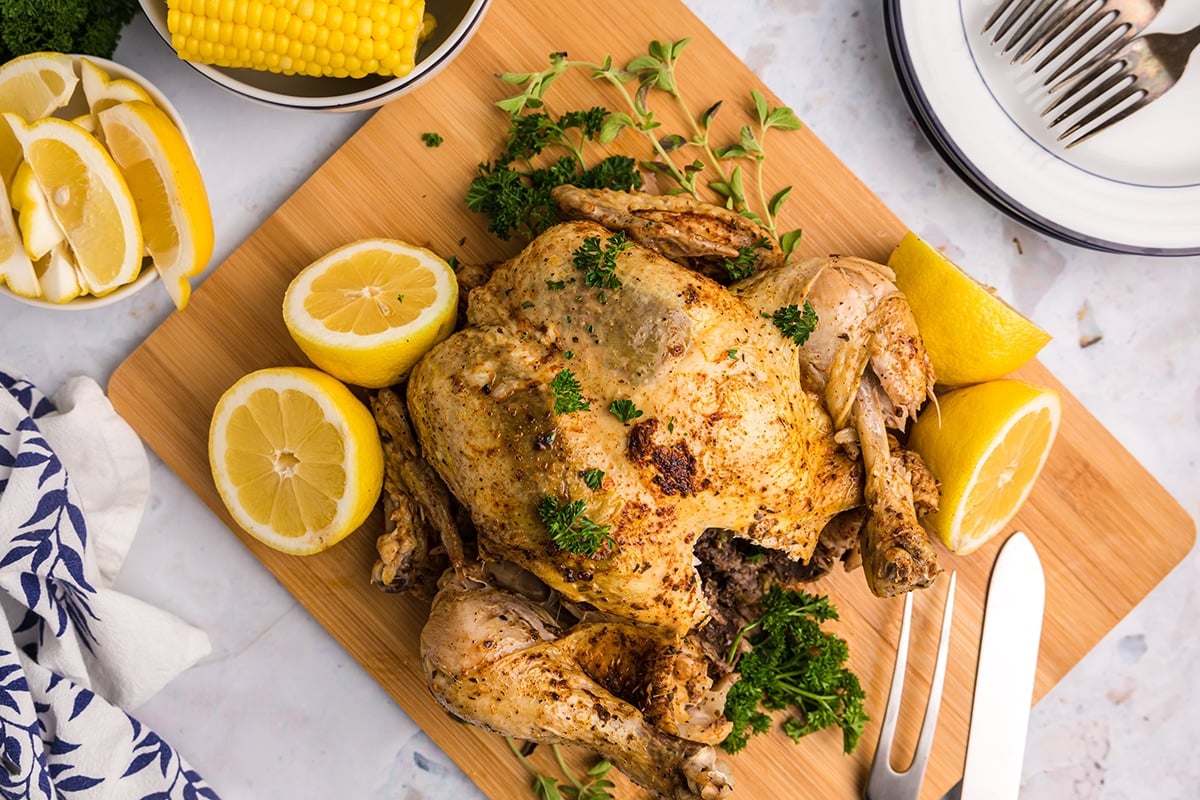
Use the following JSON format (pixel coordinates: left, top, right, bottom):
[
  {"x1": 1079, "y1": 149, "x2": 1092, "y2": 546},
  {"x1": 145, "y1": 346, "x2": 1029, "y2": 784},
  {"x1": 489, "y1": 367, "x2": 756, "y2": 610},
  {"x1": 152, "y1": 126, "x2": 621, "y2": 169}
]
[{"x1": 376, "y1": 188, "x2": 940, "y2": 799}]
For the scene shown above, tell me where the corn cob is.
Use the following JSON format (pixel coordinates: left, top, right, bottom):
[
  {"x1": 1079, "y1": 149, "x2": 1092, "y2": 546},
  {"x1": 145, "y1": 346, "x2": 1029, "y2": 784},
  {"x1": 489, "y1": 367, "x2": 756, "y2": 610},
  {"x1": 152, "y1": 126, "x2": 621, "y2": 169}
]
[{"x1": 165, "y1": 0, "x2": 435, "y2": 80}]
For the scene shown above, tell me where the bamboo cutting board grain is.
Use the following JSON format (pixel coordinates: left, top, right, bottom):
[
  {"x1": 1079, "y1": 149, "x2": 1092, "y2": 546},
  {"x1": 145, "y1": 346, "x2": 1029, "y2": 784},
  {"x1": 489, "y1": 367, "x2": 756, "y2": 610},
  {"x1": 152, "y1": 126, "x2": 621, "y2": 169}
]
[{"x1": 109, "y1": 1, "x2": 1194, "y2": 798}]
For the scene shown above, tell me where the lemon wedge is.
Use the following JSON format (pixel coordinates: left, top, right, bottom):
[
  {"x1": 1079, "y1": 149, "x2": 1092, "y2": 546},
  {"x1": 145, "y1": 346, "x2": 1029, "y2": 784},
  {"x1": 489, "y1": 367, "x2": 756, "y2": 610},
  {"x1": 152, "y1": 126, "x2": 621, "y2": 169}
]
[
  {"x1": 908, "y1": 379, "x2": 1061, "y2": 555},
  {"x1": 0, "y1": 174, "x2": 39, "y2": 297},
  {"x1": 5, "y1": 113, "x2": 143, "y2": 295},
  {"x1": 79, "y1": 58, "x2": 155, "y2": 118},
  {"x1": 0, "y1": 52, "x2": 80, "y2": 184},
  {"x1": 208, "y1": 367, "x2": 384, "y2": 555},
  {"x1": 98, "y1": 100, "x2": 213, "y2": 309},
  {"x1": 34, "y1": 244, "x2": 83, "y2": 304},
  {"x1": 10, "y1": 160, "x2": 66, "y2": 260},
  {"x1": 888, "y1": 231, "x2": 1051, "y2": 388},
  {"x1": 283, "y1": 239, "x2": 459, "y2": 388}
]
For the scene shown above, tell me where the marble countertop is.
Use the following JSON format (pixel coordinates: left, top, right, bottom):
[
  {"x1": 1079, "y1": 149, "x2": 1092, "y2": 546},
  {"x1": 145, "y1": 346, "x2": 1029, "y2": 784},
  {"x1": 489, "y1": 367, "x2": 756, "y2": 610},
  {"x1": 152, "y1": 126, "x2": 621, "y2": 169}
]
[{"x1": 1, "y1": 2, "x2": 1196, "y2": 798}]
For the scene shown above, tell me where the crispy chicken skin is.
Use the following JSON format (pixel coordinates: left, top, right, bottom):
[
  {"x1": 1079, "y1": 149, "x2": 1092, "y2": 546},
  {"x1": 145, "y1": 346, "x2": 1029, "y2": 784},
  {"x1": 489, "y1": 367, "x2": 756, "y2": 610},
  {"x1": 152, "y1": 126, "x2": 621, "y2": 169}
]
[
  {"x1": 422, "y1": 574, "x2": 734, "y2": 800},
  {"x1": 407, "y1": 220, "x2": 861, "y2": 634},
  {"x1": 735, "y1": 256, "x2": 940, "y2": 596}
]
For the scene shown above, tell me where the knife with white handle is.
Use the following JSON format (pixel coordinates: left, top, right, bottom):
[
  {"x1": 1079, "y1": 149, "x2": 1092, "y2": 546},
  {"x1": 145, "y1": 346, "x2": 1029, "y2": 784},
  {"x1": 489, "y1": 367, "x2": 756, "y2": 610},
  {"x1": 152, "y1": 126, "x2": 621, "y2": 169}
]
[{"x1": 958, "y1": 531, "x2": 1045, "y2": 800}]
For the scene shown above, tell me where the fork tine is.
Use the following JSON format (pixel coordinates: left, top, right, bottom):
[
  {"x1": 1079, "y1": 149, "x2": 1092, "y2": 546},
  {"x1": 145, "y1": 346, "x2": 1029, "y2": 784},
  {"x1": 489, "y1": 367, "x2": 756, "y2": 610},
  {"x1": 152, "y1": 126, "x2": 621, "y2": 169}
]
[
  {"x1": 1042, "y1": 57, "x2": 1122, "y2": 114},
  {"x1": 864, "y1": 574, "x2": 957, "y2": 800},
  {"x1": 987, "y1": 0, "x2": 1038, "y2": 43},
  {"x1": 999, "y1": 0, "x2": 1059, "y2": 54},
  {"x1": 1061, "y1": 89, "x2": 1151, "y2": 145},
  {"x1": 1031, "y1": 6, "x2": 1117, "y2": 73},
  {"x1": 1038, "y1": 19, "x2": 1129, "y2": 82},
  {"x1": 983, "y1": 0, "x2": 1027, "y2": 34},
  {"x1": 909, "y1": 573, "x2": 957, "y2": 784},
  {"x1": 1047, "y1": 38, "x2": 1127, "y2": 92},
  {"x1": 1047, "y1": 69, "x2": 1133, "y2": 126},
  {"x1": 1012, "y1": 0, "x2": 1093, "y2": 62}
]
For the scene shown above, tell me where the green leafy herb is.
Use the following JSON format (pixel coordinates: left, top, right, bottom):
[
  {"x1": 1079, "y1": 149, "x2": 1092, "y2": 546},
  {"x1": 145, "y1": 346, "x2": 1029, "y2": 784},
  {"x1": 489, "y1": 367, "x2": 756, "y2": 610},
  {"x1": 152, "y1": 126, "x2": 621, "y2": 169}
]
[
  {"x1": 0, "y1": 0, "x2": 139, "y2": 62},
  {"x1": 549, "y1": 369, "x2": 590, "y2": 414},
  {"x1": 727, "y1": 349, "x2": 738, "y2": 360},
  {"x1": 572, "y1": 233, "x2": 631, "y2": 292},
  {"x1": 564, "y1": 350, "x2": 574, "y2": 359},
  {"x1": 722, "y1": 587, "x2": 867, "y2": 755},
  {"x1": 479, "y1": 41, "x2": 805, "y2": 245},
  {"x1": 522, "y1": 300, "x2": 536, "y2": 309},
  {"x1": 766, "y1": 301, "x2": 818, "y2": 346},
  {"x1": 465, "y1": 102, "x2": 642, "y2": 240},
  {"x1": 421, "y1": 131, "x2": 444, "y2": 147},
  {"x1": 608, "y1": 398, "x2": 643, "y2": 424},
  {"x1": 667, "y1": 416, "x2": 675, "y2": 433},
  {"x1": 722, "y1": 237, "x2": 769, "y2": 282},
  {"x1": 546, "y1": 279, "x2": 567, "y2": 290},
  {"x1": 537, "y1": 496, "x2": 615, "y2": 556},
  {"x1": 506, "y1": 739, "x2": 615, "y2": 800},
  {"x1": 580, "y1": 468, "x2": 605, "y2": 490},
  {"x1": 396, "y1": 294, "x2": 404, "y2": 302}
]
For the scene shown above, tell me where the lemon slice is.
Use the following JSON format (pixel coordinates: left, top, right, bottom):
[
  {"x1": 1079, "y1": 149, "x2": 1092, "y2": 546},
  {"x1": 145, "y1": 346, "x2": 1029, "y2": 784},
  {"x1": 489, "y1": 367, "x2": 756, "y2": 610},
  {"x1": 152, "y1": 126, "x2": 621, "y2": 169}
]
[
  {"x1": 98, "y1": 100, "x2": 213, "y2": 309},
  {"x1": 78, "y1": 58, "x2": 155, "y2": 118},
  {"x1": 10, "y1": 160, "x2": 66, "y2": 260},
  {"x1": 5, "y1": 113, "x2": 143, "y2": 295},
  {"x1": 888, "y1": 231, "x2": 1051, "y2": 388},
  {"x1": 908, "y1": 379, "x2": 1061, "y2": 555},
  {"x1": 0, "y1": 174, "x2": 39, "y2": 297},
  {"x1": 0, "y1": 52, "x2": 80, "y2": 185},
  {"x1": 208, "y1": 367, "x2": 384, "y2": 555},
  {"x1": 283, "y1": 239, "x2": 459, "y2": 389}
]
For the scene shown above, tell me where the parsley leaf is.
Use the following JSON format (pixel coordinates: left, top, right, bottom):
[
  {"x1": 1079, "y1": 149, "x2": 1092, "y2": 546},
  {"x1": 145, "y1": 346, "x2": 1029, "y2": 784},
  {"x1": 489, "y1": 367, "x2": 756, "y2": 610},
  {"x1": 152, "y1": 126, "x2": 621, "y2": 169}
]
[
  {"x1": 608, "y1": 398, "x2": 643, "y2": 424},
  {"x1": 722, "y1": 587, "x2": 867, "y2": 755},
  {"x1": 537, "y1": 496, "x2": 615, "y2": 556},
  {"x1": 573, "y1": 232, "x2": 631, "y2": 292},
  {"x1": 421, "y1": 131, "x2": 444, "y2": 147},
  {"x1": 549, "y1": 369, "x2": 590, "y2": 415},
  {"x1": 766, "y1": 300, "x2": 818, "y2": 346},
  {"x1": 580, "y1": 468, "x2": 605, "y2": 490},
  {"x1": 722, "y1": 237, "x2": 769, "y2": 282}
]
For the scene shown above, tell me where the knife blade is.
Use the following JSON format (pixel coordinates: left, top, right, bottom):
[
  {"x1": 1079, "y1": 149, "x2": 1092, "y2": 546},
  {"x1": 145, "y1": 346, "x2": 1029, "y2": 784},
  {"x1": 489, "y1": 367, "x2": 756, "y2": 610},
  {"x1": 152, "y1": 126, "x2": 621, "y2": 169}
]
[{"x1": 959, "y1": 530, "x2": 1045, "y2": 800}]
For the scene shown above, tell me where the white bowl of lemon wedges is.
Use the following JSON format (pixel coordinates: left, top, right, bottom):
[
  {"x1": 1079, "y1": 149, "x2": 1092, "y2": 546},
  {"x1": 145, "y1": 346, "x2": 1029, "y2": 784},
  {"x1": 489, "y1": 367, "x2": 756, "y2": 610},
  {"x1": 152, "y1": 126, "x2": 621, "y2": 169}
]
[{"x1": 0, "y1": 51, "x2": 213, "y2": 311}]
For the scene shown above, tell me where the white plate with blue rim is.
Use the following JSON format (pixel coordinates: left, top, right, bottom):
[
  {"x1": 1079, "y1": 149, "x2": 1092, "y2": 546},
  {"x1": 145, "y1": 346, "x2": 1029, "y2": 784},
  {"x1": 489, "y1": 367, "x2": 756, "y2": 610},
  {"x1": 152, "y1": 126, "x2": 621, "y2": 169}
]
[{"x1": 884, "y1": 0, "x2": 1200, "y2": 256}]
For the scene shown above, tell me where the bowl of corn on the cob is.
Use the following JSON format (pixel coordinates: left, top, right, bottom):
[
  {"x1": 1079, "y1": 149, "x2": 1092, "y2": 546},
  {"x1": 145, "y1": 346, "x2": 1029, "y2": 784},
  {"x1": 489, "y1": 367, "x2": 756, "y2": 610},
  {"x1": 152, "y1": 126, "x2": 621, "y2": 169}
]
[{"x1": 143, "y1": 0, "x2": 491, "y2": 111}]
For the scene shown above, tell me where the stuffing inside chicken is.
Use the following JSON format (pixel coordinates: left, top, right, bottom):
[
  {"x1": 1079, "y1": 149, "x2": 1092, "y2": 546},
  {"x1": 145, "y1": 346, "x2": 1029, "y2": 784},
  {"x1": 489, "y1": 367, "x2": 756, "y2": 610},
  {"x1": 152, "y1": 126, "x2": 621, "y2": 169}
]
[{"x1": 374, "y1": 188, "x2": 941, "y2": 798}]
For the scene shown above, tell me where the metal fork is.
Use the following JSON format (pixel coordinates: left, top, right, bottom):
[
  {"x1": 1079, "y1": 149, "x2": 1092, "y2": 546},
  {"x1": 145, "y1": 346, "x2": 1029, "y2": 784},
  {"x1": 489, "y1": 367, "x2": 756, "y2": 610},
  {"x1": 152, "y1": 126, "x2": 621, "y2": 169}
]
[
  {"x1": 864, "y1": 573, "x2": 957, "y2": 800},
  {"x1": 983, "y1": 0, "x2": 1165, "y2": 79},
  {"x1": 1044, "y1": 21, "x2": 1200, "y2": 146}
]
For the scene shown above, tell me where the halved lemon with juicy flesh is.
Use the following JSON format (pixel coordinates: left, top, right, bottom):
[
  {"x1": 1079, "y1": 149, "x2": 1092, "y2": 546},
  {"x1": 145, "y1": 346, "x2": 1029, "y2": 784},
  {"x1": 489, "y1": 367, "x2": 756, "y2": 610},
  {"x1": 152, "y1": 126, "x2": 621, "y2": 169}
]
[
  {"x1": 98, "y1": 100, "x2": 213, "y2": 309},
  {"x1": 5, "y1": 113, "x2": 143, "y2": 295},
  {"x1": 283, "y1": 239, "x2": 459, "y2": 389},
  {"x1": 908, "y1": 379, "x2": 1062, "y2": 555},
  {"x1": 888, "y1": 231, "x2": 1051, "y2": 388},
  {"x1": 208, "y1": 367, "x2": 384, "y2": 555},
  {"x1": 0, "y1": 52, "x2": 79, "y2": 185}
]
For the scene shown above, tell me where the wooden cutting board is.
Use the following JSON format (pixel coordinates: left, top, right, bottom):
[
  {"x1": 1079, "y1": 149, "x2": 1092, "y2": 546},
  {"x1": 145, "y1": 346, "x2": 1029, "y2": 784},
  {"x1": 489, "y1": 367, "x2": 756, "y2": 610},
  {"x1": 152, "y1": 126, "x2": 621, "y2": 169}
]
[{"x1": 108, "y1": 0, "x2": 1195, "y2": 798}]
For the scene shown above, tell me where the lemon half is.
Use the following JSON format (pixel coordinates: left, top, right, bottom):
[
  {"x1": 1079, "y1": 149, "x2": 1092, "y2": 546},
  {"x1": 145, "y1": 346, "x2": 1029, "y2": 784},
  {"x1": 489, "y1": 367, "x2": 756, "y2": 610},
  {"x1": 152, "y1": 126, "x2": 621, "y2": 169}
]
[
  {"x1": 283, "y1": 239, "x2": 459, "y2": 389},
  {"x1": 208, "y1": 367, "x2": 384, "y2": 555},
  {"x1": 908, "y1": 379, "x2": 1061, "y2": 555},
  {"x1": 0, "y1": 52, "x2": 80, "y2": 185},
  {"x1": 888, "y1": 231, "x2": 1051, "y2": 388}
]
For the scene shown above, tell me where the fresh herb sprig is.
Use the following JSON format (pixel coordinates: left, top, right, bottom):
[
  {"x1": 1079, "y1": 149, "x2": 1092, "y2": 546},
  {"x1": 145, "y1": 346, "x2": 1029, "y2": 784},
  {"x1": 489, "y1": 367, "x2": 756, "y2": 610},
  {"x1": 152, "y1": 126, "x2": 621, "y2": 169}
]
[
  {"x1": 550, "y1": 369, "x2": 590, "y2": 414},
  {"x1": 723, "y1": 237, "x2": 769, "y2": 282},
  {"x1": 767, "y1": 301, "x2": 819, "y2": 346},
  {"x1": 580, "y1": 468, "x2": 606, "y2": 490},
  {"x1": 486, "y1": 41, "x2": 805, "y2": 251},
  {"x1": 506, "y1": 738, "x2": 616, "y2": 800},
  {"x1": 608, "y1": 398, "x2": 643, "y2": 424},
  {"x1": 572, "y1": 232, "x2": 631, "y2": 292},
  {"x1": 722, "y1": 587, "x2": 868, "y2": 755},
  {"x1": 537, "y1": 496, "x2": 616, "y2": 556}
]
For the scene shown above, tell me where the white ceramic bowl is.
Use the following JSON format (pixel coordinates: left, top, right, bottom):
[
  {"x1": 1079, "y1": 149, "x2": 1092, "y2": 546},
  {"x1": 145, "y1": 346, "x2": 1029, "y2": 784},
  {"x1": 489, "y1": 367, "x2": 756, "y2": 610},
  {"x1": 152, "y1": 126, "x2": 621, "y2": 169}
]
[
  {"x1": 138, "y1": 0, "x2": 491, "y2": 111},
  {"x1": 0, "y1": 55, "x2": 190, "y2": 312}
]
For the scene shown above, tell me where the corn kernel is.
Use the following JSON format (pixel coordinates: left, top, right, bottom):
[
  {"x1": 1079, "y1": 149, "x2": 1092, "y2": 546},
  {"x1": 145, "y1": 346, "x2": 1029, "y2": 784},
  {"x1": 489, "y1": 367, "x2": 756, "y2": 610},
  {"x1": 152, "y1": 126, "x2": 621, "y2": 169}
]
[
  {"x1": 313, "y1": 27, "x2": 329, "y2": 46},
  {"x1": 296, "y1": 0, "x2": 314, "y2": 18},
  {"x1": 327, "y1": 7, "x2": 342, "y2": 29},
  {"x1": 314, "y1": 48, "x2": 330, "y2": 65},
  {"x1": 205, "y1": 0, "x2": 219, "y2": 16},
  {"x1": 275, "y1": 8, "x2": 291, "y2": 34}
]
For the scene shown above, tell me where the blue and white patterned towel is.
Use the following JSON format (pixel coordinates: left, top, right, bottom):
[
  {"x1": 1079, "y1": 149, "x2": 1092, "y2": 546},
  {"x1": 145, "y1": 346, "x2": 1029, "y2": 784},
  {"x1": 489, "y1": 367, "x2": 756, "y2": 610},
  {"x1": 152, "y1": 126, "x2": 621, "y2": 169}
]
[{"x1": 0, "y1": 370, "x2": 218, "y2": 799}]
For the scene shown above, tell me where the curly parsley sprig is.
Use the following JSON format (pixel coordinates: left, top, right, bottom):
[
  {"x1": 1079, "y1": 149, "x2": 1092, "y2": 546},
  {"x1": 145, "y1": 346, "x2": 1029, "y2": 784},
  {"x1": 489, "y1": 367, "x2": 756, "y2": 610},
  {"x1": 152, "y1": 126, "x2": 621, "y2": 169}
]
[
  {"x1": 537, "y1": 496, "x2": 616, "y2": 557},
  {"x1": 766, "y1": 301, "x2": 819, "y2": 346},
  {"x1": 722, "y1": 587, "x2": 867, "y2": 755}
]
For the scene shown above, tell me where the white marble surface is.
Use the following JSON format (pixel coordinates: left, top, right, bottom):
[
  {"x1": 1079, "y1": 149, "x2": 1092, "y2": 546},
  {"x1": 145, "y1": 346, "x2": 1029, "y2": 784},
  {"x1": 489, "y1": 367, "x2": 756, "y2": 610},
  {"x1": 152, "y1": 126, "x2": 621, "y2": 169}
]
[{"x1": 0, "y1": 2, "x2": 1196, "y2": 798}]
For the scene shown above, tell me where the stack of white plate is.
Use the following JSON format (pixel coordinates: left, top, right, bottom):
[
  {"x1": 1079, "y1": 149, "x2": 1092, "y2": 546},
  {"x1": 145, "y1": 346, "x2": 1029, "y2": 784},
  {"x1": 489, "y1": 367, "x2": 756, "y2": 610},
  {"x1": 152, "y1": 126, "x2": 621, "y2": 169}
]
[{"x1": 885, "y1": 0, "x2": 1200, "y2": 256}]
